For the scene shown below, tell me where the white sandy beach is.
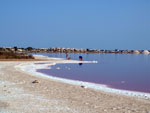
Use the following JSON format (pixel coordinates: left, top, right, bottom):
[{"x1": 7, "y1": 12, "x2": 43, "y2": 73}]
[{"x1": 0, "y1": 55, "x2": 150, "y2": 113}]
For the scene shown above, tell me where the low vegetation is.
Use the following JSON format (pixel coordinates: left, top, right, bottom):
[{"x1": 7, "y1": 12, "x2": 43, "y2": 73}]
[{"x1": 0, "y1": 51, "x2": 34, "y2": 59}]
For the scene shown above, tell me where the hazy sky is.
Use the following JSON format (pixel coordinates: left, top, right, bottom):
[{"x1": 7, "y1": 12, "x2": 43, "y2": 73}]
[{"x1": 0, "y1": 0, "x2": 150, "y2": 49}]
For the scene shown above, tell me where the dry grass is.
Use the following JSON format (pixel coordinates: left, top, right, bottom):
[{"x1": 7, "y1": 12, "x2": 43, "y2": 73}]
[{"x1": 0, "y1": 51, "x2": 34, "y2": 59}]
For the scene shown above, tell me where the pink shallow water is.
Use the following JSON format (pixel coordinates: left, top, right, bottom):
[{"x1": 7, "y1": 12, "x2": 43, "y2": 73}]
[{"x1": 36, "y1": 53, "x2": 150, "y2": 93}]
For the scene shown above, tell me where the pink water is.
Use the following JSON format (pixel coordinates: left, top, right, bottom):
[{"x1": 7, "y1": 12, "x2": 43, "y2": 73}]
[{"x1": 36, "y1": 53, "x2": 150, "y2": 93}]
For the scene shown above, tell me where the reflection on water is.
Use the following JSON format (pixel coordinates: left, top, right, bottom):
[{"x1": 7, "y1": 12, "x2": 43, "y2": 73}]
[
  {"x1": 79, "y1": 63, "x2": 83, "y2": 66},
  {"x1": 36, "y1": 53, "x2": 150, "y2": 93}
]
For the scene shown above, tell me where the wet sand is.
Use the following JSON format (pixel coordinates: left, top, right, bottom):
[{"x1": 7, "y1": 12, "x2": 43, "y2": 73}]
[{"x1": 0, "y1": 56, "x2": 150, "y2": 113}]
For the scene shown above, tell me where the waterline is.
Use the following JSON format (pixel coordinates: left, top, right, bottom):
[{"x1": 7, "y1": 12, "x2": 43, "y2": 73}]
[{"x1": 18, "y1": 61, "x2": 150, "y2": 100}]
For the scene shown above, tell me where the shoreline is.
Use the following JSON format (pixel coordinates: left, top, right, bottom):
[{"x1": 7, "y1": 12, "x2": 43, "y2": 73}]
[
  {"x1": 1, "y1": 47, "x2": 150, "y2": 54},
  {"x1": 17, "y1": 60, "x2": 150, "y2": 100},
  {"x1": 0, "y1": 55, "x2": 150, "y2": 112}
]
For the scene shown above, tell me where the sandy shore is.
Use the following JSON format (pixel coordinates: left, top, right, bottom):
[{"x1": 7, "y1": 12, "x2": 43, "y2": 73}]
[{"x1": 0, "y1": 56, "x2": 150, "y2": 113}]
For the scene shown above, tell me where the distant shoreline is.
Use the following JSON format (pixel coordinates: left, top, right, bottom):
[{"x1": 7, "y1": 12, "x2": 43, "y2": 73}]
[{"x1": 0, "y1": 47, "x2": 150, "y2": 54}]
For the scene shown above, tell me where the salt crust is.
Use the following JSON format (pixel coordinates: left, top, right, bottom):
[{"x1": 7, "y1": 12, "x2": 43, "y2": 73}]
[{"x1": 17, "y1": 60, "x2": 150, "y2": 100}]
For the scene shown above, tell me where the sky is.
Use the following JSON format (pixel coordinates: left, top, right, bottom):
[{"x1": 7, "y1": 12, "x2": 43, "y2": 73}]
[{"x1": 0, "y1": 0, "x2": 150, "y2": 50}]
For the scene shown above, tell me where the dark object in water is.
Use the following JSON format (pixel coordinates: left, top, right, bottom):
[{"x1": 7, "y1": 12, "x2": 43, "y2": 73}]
[
  {"x1": 67, "y1": 57, "x2": 71, "y2": 60},
  {"x1": 79, "y1": 56, "x2": 83, "y2": 60},
  {"x1": 65, "y1": 52, "x2": 68, "y2": 58},
  {"x1": 79, "y1": 63, "x2": 83, "y2": 66}
]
